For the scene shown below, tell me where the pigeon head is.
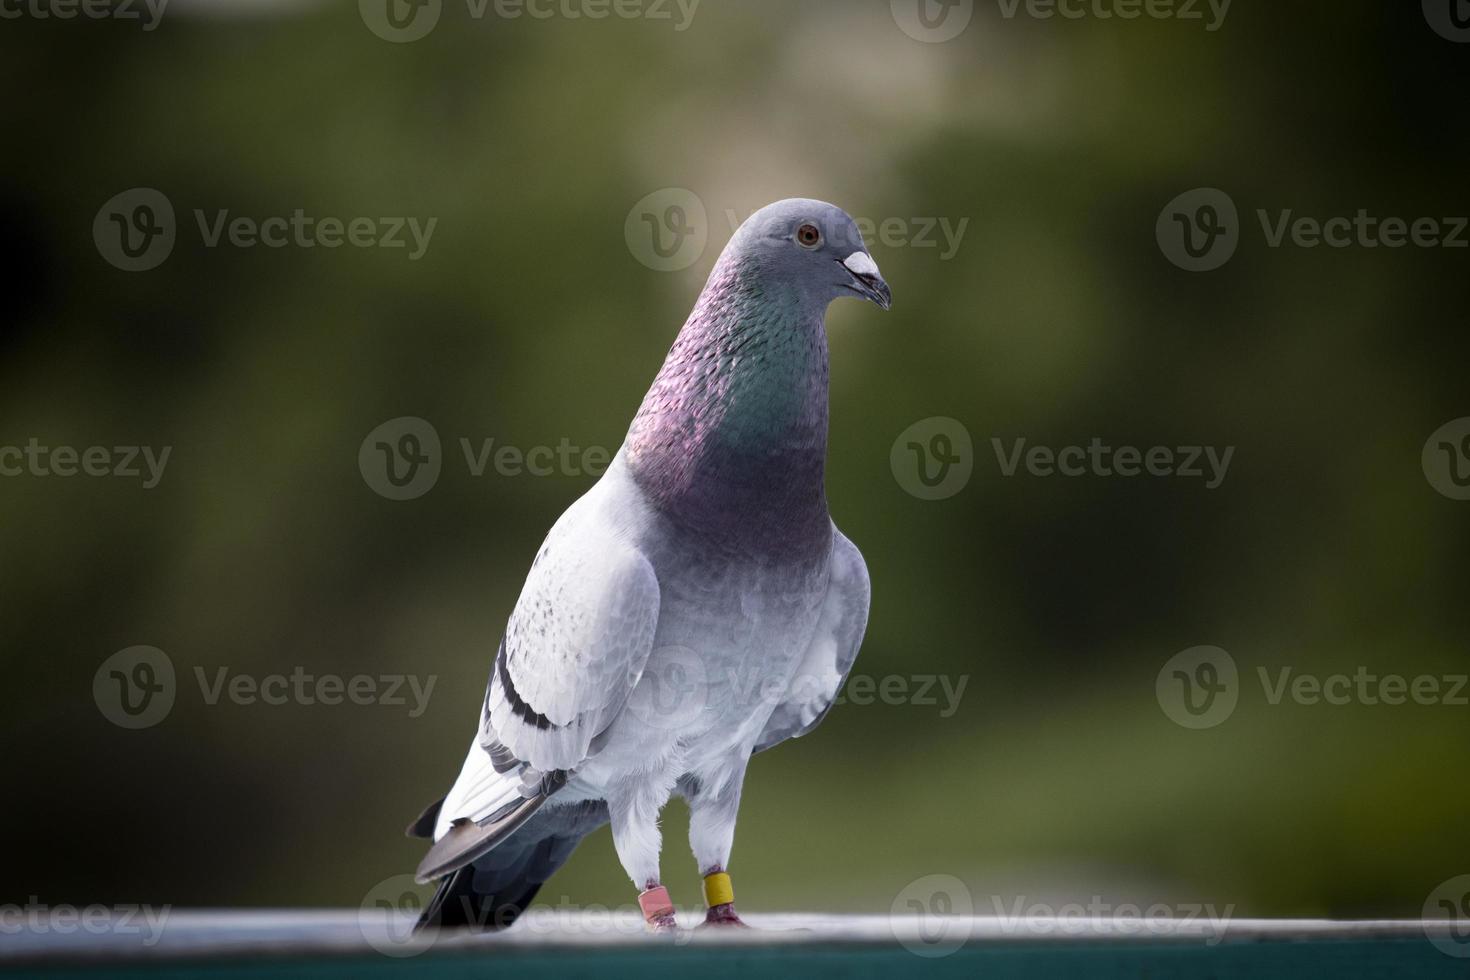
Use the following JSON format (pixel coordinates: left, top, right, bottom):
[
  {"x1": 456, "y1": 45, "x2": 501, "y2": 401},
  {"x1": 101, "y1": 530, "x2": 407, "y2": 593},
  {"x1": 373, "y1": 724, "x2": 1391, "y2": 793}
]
[{"x1": 726, "y1": 199, "x2": 892, "y2": 312}]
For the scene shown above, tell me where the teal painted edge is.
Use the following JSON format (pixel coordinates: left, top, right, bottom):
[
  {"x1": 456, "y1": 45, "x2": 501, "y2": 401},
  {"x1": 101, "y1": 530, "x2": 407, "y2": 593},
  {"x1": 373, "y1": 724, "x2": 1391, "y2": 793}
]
[{"x1": 2, "y1": 939, "x2": 1462, "y2": 980}]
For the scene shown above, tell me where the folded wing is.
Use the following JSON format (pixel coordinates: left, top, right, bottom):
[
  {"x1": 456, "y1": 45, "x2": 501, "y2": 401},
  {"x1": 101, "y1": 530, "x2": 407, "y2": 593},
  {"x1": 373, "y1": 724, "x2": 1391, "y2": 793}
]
[{"x1": 485, "y1": 491, "x2": 662, "y2": 774}]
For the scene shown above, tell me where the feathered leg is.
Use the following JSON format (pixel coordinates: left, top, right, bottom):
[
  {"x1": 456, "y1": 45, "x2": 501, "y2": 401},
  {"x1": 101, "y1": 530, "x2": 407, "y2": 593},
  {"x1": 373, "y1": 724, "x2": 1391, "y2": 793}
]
[
  {"x1": 688, "y1": 753, "x2": 748, "y2": 927},
  {"x1": 607, "y1": 760, "x2": 680, "y2": 931}
]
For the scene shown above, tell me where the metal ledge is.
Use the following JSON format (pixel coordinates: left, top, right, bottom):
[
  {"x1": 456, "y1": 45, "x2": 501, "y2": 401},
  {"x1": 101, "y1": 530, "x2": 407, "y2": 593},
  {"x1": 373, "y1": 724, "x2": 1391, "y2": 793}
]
[{"x1": 1, "y1": 911, "x2": 1465, "y2": 978}]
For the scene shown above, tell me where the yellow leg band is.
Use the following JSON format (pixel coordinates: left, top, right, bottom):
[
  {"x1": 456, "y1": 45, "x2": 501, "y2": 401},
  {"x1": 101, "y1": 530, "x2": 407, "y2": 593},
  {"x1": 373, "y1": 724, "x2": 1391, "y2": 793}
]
[{"x1": 703, "y1": 872, "x2": 734, "y2": 908}]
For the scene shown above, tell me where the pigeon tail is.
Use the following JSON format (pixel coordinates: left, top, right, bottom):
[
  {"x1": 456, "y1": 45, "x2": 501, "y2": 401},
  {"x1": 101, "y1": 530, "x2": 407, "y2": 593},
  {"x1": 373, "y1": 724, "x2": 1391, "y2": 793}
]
[
  {"x1": 414, "y1": 800, "x2": 609, "y2": 933},
  {"x1": 413, "y1": 769, "x2": 567, "y2": 884}
]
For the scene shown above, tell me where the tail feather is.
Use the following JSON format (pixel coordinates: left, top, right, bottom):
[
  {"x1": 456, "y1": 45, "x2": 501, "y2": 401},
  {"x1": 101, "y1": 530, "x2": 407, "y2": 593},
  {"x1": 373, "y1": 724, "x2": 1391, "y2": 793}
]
[
  {"x1": 414, "y1": 737, "x2": 570, "y2": 884},
  {"x1": 414, "y1": 780, "x2": 559, "y2": 884},
  {"x1": 417, "y1": 864, "x2": 545, "y2": 931},
  {"x1": 405, "y1": 797, "x2": 443, "y2": 839},
  {"x1": 414, "y1": 800, "x2": 609, "y2": 932}
]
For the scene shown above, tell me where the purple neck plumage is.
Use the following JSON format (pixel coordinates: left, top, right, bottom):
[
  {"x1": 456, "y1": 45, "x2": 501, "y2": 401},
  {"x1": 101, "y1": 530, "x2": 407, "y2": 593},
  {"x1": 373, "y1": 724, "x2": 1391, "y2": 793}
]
[{"x1": 625, "y1": 250, "x2": 832, "y2": 559}]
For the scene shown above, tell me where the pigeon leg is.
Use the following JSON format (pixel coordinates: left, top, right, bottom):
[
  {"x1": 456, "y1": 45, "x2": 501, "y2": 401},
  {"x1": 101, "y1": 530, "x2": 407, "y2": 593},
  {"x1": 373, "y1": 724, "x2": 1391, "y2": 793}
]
[
  {"x1": 689, "y1": 755, "x2": 749, "y2": 927},
  {"x1": 608, "y1": 766, "x2": 679, "y2": 931}
]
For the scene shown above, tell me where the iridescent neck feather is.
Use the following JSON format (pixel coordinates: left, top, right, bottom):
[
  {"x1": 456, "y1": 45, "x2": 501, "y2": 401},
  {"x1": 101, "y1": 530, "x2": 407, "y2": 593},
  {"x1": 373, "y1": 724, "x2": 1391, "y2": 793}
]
[{"x1": 626, "y1": 251, "x2": 832, "y2": 558}]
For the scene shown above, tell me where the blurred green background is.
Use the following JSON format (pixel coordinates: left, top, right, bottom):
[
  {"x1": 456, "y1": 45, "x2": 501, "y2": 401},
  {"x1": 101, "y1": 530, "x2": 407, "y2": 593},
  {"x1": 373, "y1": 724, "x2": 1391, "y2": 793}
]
[{"x1": 2, "y1": 0, "x2": 1467, "y2": 922}]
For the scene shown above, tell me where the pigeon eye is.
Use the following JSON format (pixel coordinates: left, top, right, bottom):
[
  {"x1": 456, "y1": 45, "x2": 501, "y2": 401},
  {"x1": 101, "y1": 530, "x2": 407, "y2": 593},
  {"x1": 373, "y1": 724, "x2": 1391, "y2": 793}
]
[{"x1": 795, "y1": 223, "x2": 822, "y2": 248}]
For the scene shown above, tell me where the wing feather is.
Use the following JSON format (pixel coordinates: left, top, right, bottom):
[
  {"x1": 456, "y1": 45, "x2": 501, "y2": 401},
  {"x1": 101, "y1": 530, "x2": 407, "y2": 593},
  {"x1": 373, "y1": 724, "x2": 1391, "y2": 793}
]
[{"x1": 481, "y1": 490, "x2": 661, "y2": 774}]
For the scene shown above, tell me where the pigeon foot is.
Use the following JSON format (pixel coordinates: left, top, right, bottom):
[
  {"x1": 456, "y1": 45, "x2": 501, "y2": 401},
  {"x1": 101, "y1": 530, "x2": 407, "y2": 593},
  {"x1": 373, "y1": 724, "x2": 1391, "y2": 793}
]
[{"x1": 702, "y1": 902, "x2": 747, "y2": 927}]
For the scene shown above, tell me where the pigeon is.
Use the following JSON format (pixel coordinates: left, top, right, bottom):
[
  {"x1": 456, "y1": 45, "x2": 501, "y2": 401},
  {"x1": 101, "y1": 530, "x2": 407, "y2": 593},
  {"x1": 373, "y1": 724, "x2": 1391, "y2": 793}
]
[{"x1": 408, "y1": 198, "x2": 888, "y2": 932}]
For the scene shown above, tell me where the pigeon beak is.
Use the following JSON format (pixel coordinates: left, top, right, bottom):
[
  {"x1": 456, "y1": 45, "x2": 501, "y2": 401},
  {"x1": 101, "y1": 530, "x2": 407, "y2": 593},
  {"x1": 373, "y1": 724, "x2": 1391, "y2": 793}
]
[{"x1": 841, "y1": 251, "x2": 892, "y2": 311}]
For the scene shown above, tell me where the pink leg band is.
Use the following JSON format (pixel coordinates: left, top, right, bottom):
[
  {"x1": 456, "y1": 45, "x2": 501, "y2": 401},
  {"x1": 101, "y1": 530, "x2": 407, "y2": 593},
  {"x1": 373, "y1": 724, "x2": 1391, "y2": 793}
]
[{"x1": 638, "y1": 885, "x2": 674, "y2": 922}]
